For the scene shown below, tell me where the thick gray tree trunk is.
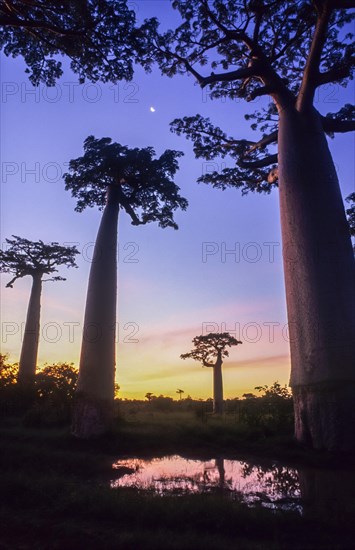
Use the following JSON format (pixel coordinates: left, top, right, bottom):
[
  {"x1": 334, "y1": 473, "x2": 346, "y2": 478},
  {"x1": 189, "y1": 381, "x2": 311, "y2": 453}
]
[
  {"x1": 278, "y1": 108, "x2": 355, "y2": 451},
  {"x1": 18, "y1": 273, "x2": 42, "y2": 387},
  {"x1": 213, "y1": 355, "x2": 224, "y2": 414},
  {"x1": 72, "y1": 185, "x2": 120, "y2": 438}
]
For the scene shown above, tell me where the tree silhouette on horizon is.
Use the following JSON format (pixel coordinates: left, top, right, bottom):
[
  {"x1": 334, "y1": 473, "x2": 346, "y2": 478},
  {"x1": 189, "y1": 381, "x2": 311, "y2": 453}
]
[
  {"x1": 176, "y1": 388, "x2": 184, "y2": 400},
  {"x1": 181, "y1": 332, "x2": 242, "y2": 414}
]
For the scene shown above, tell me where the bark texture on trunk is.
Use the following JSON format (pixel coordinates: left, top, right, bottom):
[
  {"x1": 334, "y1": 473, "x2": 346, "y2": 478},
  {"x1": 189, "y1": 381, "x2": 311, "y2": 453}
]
[
  {"x1": 71, "y1": 393, "x2": 114, "y2": 439},
  {"x1": 293, "y1": 382, "x2": 355, "y2": 451},
  {"x1": 72, "y1": 186, "x2": 119, "y2": 438},
  {"x1": 278, "y1": 108, "x2": 355, "y2": 450},
  {"x1": 213, "y1": 356, "x2": 224, "y2": 414},
  {"x1": 18, "y1": 273, "x2": 42, "y2": 387}
]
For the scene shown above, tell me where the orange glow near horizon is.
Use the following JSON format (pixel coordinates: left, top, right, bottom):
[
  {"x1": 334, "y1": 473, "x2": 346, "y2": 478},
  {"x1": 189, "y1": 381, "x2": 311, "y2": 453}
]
[
  {"x1": 1, "y1": 274, "x2": 292, "y2": 400},
  {"x1": 1, "y1": 318, "x2": 291, "y2": 401}
]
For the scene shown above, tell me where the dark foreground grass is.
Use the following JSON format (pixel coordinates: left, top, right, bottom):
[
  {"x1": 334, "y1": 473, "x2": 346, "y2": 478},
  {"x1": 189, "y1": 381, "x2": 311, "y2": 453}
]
[{"x1": 0, "y1": 415, "x2": 354, "y2": 549}]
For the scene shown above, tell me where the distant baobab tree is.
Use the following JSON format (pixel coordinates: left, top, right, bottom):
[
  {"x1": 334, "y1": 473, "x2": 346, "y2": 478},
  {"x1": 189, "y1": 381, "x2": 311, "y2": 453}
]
[
  {"x1": 65, "y1": 136, "x2": 187, "y2": 438},
  {"x1": 181, "y1": 332, "x2": 242, "y2": 414},
  {"x1": 0, "y1": 236, "x2": 78, "y2": 388},
  {"x1": 176, "y1": 388, "x2": 184, "y2": 400},
  {"x1": 145, "y1": 392, "x2": 154, "y2": 403}
]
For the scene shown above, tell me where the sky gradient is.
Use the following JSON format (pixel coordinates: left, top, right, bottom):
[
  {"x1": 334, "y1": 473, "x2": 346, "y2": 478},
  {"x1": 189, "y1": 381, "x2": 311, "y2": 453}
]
[{"x1": 0, "y1": 1, "x2": 354, "y2": 400}]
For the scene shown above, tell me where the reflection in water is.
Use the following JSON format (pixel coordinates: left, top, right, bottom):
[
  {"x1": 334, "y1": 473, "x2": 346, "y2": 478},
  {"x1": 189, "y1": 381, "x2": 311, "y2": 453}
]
[
  {"x1": 111, "y1": 455, "x2": 301, "y2": 510},
  {"x1": 111, "y1": 455, "x2": 355, "y2": 519},
  {"x1": 240, "y1": 462, "x2": 300, "y2": 504},
  {"x1": 298, "y1": 468, "x2": 355, "y2": 523}
]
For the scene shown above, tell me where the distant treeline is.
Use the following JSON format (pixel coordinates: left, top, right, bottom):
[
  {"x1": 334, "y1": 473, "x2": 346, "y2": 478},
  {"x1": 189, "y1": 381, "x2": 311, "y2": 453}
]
[{"x1": 0, "y1": 355, "x2": 293, "y2": 434}]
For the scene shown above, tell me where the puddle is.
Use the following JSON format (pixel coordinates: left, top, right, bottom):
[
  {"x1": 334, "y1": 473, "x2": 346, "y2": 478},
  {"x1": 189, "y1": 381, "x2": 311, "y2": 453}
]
[{"x1": 111, "y1": 455, "x2": 301, "y2": 510}]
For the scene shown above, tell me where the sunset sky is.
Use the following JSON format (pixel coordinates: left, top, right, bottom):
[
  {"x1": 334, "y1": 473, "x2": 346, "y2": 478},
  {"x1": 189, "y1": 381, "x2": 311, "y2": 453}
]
[{"x1": 0, "y1": 1, "x2": 354, "y2": 400}]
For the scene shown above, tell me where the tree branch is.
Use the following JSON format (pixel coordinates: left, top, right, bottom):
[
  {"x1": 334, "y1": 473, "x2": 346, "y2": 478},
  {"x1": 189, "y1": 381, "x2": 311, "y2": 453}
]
[
  {"x1": 321, "y1": 116, "x2": 355, "y2": 133},
  {"x1": 5, "y1": 273, "x2": 25, "y2": 288},
  {"x1": 246, "y1": 131, "x2": 278, "y2": 155},
  {"x1": 200, "y1": 0, "x2": 233, "y2": 37},
  {"x1": 201, "y1": 66, "x2": 256, "y2": 88},
  {"x1": 0, "y1": 15, "x2": 84, "y2": 36},
  {"x1": 297, "y1": 7, "x2": 332, "y2": 111},
  {"x1": 168, "y1": 1, "x2": 296, "y2": 110},
  {"x1": 317, "y1": 57, "x2": 355, "y2": 86},
  {"x1": 330, "y1": 0, "x2": 355, "y2": 7},
  {"x1": 154, "y1": 45, "x2": 206, "y2": 85},
  {"x1": 246, "y1": 85, "x2": 276, "y2": 101},
  {"x1": 238, "y1": 154, "x2": 278, "y2": 169}
]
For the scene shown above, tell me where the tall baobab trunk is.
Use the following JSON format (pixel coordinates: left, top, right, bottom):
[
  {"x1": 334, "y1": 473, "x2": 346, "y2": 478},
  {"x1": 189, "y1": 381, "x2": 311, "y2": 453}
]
[
  {"x1": 213, "y1": 353, "x2": 224, "y2": 414},
  {"x1": 278, "y1": 108, "x2": 355, "y2": 451},
  {"x1": 18, "y1": 273, "x2": 42, "y2": 387},
  {"x1": 72, "y1": 185, "x2": 120, "y2": 438}
]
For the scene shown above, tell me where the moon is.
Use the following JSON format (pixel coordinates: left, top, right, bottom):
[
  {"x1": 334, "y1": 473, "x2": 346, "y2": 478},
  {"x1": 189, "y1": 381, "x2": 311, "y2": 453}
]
[{"x1": 150, "y1": 106, "x2": 156, "y2": 112}]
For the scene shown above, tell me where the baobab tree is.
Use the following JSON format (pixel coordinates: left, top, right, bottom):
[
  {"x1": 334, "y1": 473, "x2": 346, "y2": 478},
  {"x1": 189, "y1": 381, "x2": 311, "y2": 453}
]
[
  {"x1": 146, "y1": 0, "x2": 355, "y2": 450},
  {"x1": 181, "y1": 332, "x2": 242, "y2": 414},
  {"x1": 145, "y1": 392, "x2": 154, "y2": 403},
  {"x1": 64, "y1": 136, "x2": 187, "y2": 438},
  {"x1": 176, "y1": 388, "x2": 184, "y2": 400},
  {"x1": 0, "y1": 0, "x2": 152, "y2": 85},
  {"x1": 0, "y1": 236, "x2": 78, "y2": 388}
]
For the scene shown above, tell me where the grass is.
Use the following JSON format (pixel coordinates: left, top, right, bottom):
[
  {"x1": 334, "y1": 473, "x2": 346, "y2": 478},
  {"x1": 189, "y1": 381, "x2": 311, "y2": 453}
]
[{"x1": 0, "y1": 413, "x2": 354, "y2": 549}]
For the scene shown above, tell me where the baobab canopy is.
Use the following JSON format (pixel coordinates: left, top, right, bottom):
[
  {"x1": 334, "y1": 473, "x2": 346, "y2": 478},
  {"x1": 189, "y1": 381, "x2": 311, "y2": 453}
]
[
  {"x1": 181, "y1": 333, "x2": 243, "y2": 367},
  {"x1": 147, "y1": 0, "x2": 355, "y2": 194},
  {"x1": 64, "y1": 136, "x2": 188, "y2": 229},
  {"x1": 0, "y1": 0, "x2": 152, "y2": 85},
  {"x1": 0, "y1": 235, "x2": 79, "y2": 288}
]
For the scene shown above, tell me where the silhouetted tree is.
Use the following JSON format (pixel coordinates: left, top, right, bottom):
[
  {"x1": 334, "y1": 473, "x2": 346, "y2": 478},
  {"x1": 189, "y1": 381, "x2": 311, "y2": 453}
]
[
  {"x1": 346, "y1": 192, "x2": 355, "y2": 251},
  {"x1": 65, "y1": 136, "x2": 187, "y2": 438},
  {"x1": 147, "y1": 1, "x2": 355, "y2": 450},
  {"x1": 0, "y1": 353, "x2": 17, "y2": 389},
  {"x1": 0, "y1": 236, "x2": 78, "y2": 388},
  {"x1": 0, "y1": 0, "x2": 152, "y2": 85},
  {"x1": 36, "y1": 363, "x2": 78, "y2": 404},
  {"x1": 145, "y1": 392, "x2": 154, "y2": 403},
  {"x1": 150, "y1": 394, "x2": 174, "y2": 412},
  {"x1": 176, "y1": 388, "x2": 184, "y2": 400},
  {"x1": 181, "y1": 332, "x2": 242, "y2": 414},
  {"x1": 0, "y1": 353, "x2": 18, "y2": 415}
]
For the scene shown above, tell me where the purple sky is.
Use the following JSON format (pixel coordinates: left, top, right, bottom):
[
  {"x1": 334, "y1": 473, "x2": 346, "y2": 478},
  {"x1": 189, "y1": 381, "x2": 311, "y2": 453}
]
[{"x1": 0, "y1": 1, "x2": 354, "y2": 399}]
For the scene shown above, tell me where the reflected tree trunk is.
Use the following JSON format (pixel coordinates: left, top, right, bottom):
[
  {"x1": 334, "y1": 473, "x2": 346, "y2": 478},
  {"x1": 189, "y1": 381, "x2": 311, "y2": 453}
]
[
  {"x1": 215, "y1": 458, "x2": 225, "y2": 489},
  {"x1": 298, "y1": 467, "x2": 355, "y2": 525}
]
